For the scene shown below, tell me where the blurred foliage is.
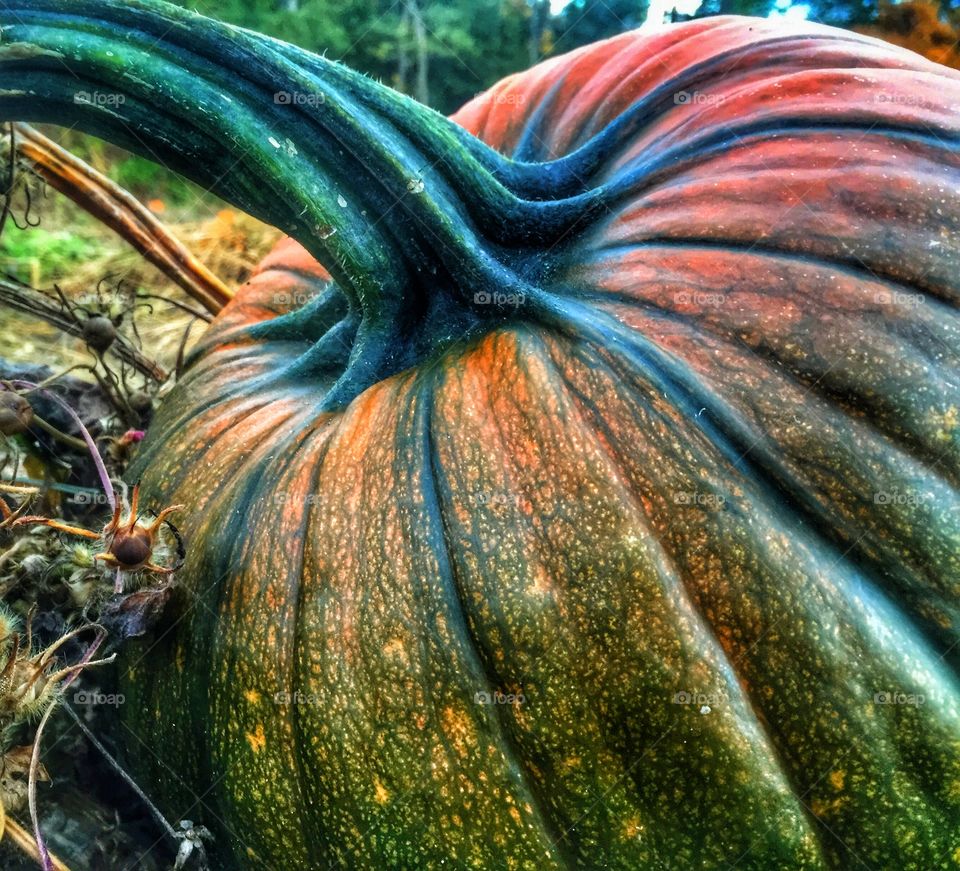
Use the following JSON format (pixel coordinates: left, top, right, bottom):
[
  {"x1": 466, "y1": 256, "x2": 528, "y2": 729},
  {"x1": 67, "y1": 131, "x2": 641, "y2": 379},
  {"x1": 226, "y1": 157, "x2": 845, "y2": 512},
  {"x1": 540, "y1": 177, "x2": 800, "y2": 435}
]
[
  {"x1": 0, "y1": 224, "x2": 104, "y2": 287},
  {"x1": 552, "y1": 0, "x2": 650, "y2": 54},
  {"x1": 170, "y1": 0, "x2": 533, "y2": 115},
  {"x1": 172, "y1": 0, "x2": 960, "y2": 113},
  {"x1": 858, "y1": 0, "x2": 960, "y2": 66}
]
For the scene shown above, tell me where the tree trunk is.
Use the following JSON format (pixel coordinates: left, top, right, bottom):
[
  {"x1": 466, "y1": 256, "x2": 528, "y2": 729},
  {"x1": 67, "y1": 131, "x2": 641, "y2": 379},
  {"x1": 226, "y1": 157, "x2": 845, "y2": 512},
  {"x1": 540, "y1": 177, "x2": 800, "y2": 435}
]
[
  {"x1": 529, "y1": 0, "x2": 550, "y2": 65},
  {"x1": 397, "y1": 5, "x2": 410, "y2": 93},
  {"x1": 405, "y1": 0, "x2": 429, "y2": 105}
]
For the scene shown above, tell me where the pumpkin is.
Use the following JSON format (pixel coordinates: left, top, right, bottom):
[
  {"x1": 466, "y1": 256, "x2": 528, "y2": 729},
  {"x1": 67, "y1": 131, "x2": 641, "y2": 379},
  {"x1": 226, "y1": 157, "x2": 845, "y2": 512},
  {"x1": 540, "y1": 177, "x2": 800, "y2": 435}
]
[{"x1": 3, "y1": 2, "x2": 960, "y2": 869}]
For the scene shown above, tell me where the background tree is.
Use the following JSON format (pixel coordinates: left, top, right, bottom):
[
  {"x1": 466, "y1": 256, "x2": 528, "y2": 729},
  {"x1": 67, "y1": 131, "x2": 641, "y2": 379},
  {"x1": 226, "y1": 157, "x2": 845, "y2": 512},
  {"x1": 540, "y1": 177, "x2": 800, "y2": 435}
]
[{"x1": 552, "y1": 0, "x2": 649, "y2": 54}]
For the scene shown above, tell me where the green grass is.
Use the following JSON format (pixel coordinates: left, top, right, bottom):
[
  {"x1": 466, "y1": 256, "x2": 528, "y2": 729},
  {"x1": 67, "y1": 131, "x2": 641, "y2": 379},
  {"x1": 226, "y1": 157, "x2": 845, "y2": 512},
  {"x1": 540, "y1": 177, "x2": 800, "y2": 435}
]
[{"x1": 0, "y1": 222, "x2": 106, "y2": 285}]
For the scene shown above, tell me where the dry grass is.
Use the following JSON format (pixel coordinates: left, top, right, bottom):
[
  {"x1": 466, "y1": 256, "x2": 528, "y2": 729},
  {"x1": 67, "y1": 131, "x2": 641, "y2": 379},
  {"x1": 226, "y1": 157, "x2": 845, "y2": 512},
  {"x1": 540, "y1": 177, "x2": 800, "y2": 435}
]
[{"x1": 1, "y1": 200, "x2": 282, "y2": 377}]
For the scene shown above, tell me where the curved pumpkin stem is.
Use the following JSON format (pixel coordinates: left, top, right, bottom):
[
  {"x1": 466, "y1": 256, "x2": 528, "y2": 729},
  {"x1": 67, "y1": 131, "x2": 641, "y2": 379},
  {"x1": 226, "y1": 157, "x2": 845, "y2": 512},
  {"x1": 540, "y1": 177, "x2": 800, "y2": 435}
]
[
  {"x1": 0, "y1": 0, "x2": 598, "y2": 407},
  {"x1": 9, "y1": 124, "x2": 232, "y2": 315}
]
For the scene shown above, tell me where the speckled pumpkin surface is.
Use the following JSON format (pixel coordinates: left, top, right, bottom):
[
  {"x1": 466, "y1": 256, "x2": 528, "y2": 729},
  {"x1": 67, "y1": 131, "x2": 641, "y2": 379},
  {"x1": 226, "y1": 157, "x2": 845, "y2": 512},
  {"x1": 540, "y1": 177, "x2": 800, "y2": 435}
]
[{"x1": 6, "y1": 5, "x2": 959, "y2": 870}]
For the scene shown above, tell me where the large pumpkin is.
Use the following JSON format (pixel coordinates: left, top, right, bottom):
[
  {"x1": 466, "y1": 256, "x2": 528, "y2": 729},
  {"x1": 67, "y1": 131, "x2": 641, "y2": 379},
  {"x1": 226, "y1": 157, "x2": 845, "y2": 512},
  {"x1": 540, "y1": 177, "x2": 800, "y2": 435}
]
[{"x1": 3, "y1": 2, "x2": 960, "y2": 869}]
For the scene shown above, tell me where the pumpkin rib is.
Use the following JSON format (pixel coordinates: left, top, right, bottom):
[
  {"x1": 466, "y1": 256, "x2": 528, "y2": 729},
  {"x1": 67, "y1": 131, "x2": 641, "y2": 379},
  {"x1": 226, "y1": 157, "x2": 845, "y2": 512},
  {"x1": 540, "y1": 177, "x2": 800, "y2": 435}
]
[
  {"x1": 574, "y1": 267, "x2": 960, "y2": 504},
  {"x1": 578, "y1": 239, "x2": 960, "y2": 308},
  {"x1": 129, "y1": 383, "x2": 305, "y2": 490},
  {"x1": 431, "y1": 327, "x2": 834, "y2": 866},
  {"x1": 603, "y1": 299, "x2": 960, "y2": 497},
  {"x1": 588, "y1": 339, "x2": 960, "y2": 660},
  {"x1": 418, "y1": 379, "x2": 578, "y2": 870},
  {"x1": 538, "y1": 303, "x2": 960, "y2": 664},
  {"x1": 582, "y1": 236, "x2": 960, "y2": 306},
  {"x1": 601, "y1": 123, "x2": 959, "y2": 221},
  {"x1": 424, "y1": 343, "x2": 609, "y2": 866},
  {"x1": 573, "y1": 260, "x2": 960, "y2": 486},
  {"x1": 184, "y1": 408, "x2": 343, "y2": 863},
  {"x1": 531, "y1": 333, "x2": 835, "y2": 866},
  {"x1": 286, "y1": 421, "x2": 345, "y2": 867},
  {"x1": 466, "y1": 20, "x2": 956, "y2": 173},
  {"x1": 535, "y1": 330, "x2": 960, "y2": 864},
  {"x1": 547, "y1": 38, "x2": 909, "y2": 167}
]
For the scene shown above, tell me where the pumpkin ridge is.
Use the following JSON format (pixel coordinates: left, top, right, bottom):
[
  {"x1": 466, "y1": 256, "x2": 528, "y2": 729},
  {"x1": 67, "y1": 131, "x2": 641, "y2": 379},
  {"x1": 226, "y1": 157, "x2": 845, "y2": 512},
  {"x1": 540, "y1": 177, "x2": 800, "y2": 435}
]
[
  {"x1": 535, "y1": 330, "x2": 960, "y2": 864},
  {"x1": 431, "y1": 326, "x2": 835, "y2": 865},
  {"x1": 532, "y1": 335, "x2": 834, "y2": 866},
  {"x1": 199, "y1": 417, "x2": 339, "y2": 863},
  {"x1": 524, "y1": 32, "x2": 887, "y2": 165},
  {"x1": 573, "y1": 253, "x2": 960, "y2": 461},
  {"x1": 578, "y1": 239, "x2": 960, "y2": 307},
  {"x1": 419, "y1": 378, "x2": 577, "y2": 869},
  {"x1": 590, "y1": 340, "x2": 960, "y2": 659},
  {"x1": 583, "y1": 236, "x2": 960, "y2": 305},
  {"x1": 538, "y1": 308, "x2": 960, "y2": 668},
  {"x1": 602, "y1": 122, "x2": 959, "y2": 216},
  {"x1": 128, "y1": 388, "x2": 302, "y2": 492},
  {"x1": 595, "y1": 294, "x2": 960, "y2": 495},
  {"x1": 288, "y1": 422, "x2": 343, "y2": 868}
]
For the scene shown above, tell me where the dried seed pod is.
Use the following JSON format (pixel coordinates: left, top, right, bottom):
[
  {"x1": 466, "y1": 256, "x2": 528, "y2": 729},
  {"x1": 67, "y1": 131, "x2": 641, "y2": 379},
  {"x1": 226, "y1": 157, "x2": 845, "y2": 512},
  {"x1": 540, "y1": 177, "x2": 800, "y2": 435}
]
[
  {"x1": 81, "y1": 315, "x2": 118, "y2": 353},
  {"x1": 0, "y1": 744, "x2": 48, "y2": 814},
  {"x1": 0, "y1": 392, "x2": 33, "y2": 436}
]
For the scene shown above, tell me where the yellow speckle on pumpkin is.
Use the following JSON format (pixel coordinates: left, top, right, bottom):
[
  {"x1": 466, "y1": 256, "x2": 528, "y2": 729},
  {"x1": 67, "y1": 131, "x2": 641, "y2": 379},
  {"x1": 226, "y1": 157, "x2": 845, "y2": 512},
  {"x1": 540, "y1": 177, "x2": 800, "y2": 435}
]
[
  {"x1": 829, "y1": 769, "x2": 845, "y2": 790},
  {"x1": 382, "y1": 637, "x2": 408, "y2": 664},
  {"x1": 622, "y1": 815, "x2": 644, "y2": 839},
  {"x1": 440, "y1": 705, "x2": 475, "y2": 758},
  {"x1": 508, "y1": 806, "x2": 522, "y2": 826},
  {"x1": 244, "y1": 689, "x2": 261, "y2": 705},
  {"x1": 246, "y1": 724, "x2": 266, "y2": 754},
  {"x1": 374, "y1": 778, "x2": 390, "y2": 804},
  {"x1": 931, "y1": 405, "x2": 959, "y2": 441},
  {"x1": 811, "y1": 794, "x2": 848, "y2": 817}
]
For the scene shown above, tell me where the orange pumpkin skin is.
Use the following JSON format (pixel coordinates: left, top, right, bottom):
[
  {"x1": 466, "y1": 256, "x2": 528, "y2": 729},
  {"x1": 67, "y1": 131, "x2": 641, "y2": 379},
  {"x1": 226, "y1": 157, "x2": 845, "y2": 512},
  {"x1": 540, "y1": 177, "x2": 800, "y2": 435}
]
[{"x1": 111, "y1": 16, "x2": 960, "y2": 871}]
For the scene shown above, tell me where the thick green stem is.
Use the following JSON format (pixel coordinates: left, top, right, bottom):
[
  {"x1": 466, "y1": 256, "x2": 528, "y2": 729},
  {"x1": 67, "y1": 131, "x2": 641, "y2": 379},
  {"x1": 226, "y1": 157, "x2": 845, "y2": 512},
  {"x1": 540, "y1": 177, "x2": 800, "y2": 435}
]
[{"x1": 0, "y1": 0, "x2": 596, "y2": 405}]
